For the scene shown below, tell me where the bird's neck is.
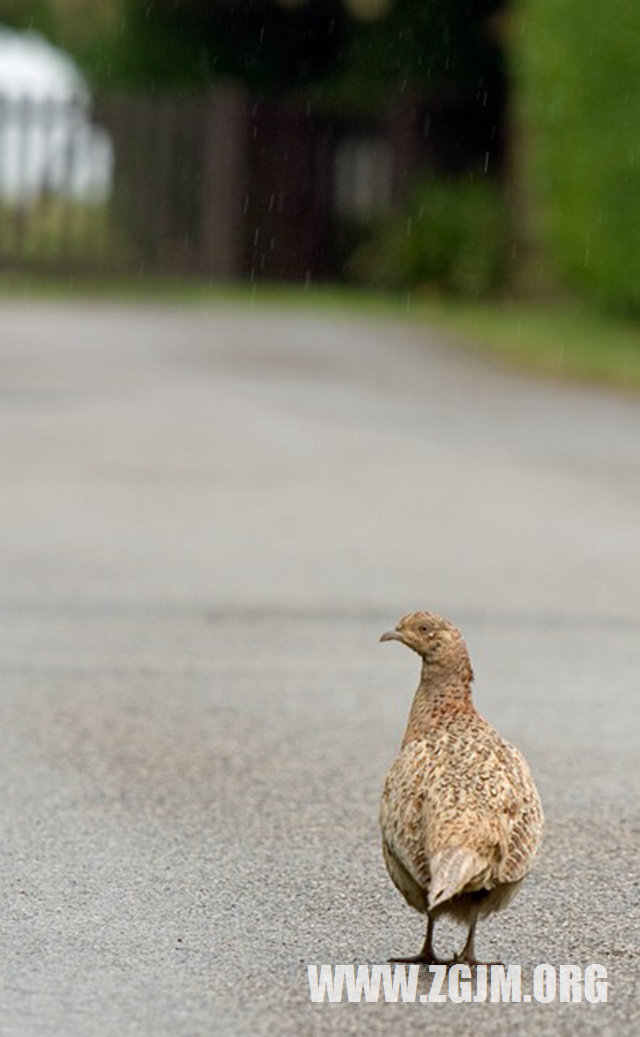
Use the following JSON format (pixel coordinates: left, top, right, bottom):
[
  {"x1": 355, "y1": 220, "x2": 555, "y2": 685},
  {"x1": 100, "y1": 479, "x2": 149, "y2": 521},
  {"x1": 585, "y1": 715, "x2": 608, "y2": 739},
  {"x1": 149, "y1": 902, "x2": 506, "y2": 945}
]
[{"x1": 401, "y1": 659, "x2": 475, "y2": 746}]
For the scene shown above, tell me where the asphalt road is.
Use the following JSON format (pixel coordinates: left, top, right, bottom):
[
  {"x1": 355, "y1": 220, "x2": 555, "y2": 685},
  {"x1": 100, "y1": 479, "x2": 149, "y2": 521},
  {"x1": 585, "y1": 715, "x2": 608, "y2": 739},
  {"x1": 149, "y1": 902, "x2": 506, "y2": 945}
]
[{"x1": 0, "y1": 300, "x2": 638, "y2": 1036}]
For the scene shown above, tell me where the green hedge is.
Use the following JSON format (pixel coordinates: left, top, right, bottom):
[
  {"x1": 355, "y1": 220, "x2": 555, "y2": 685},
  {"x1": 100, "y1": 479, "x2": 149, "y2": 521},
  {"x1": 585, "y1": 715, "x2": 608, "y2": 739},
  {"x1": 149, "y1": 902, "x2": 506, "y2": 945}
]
[
  {"x1": 516, "y1": 1, "x2": 640, "y2": 313},
  {"x1": 347, "y1": 176, "x2": 507, "y2": 298}
]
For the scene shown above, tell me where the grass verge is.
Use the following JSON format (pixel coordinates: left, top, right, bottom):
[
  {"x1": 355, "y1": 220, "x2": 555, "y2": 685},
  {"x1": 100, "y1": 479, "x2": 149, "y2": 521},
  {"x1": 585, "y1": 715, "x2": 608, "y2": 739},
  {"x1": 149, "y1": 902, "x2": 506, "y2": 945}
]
[
  {"x1": 408, "y1": 296, "x2": 640, "y2": 393},
  {"x1": 2, "y1": 271, "x2": 640, "y2": 392}
]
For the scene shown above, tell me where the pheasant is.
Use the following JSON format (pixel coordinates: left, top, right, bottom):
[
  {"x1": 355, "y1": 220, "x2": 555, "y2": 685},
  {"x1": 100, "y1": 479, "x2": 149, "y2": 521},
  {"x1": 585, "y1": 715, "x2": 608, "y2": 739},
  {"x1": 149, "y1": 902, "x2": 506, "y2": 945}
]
[{"x1": 379, "y1": 611, "x2": 543, "y2": 965}]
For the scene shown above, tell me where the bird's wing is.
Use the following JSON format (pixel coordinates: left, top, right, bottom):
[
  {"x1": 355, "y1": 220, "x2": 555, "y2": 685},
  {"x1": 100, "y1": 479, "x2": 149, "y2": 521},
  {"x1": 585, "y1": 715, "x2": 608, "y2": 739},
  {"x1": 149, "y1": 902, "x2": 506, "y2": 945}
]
[
  {"x1": 494, "y1": 742, "x2": 544, "y2": 884},
  {"x1": 420, "y1": 724, "x2": 542, "y2": 898},
  {"x1": 381, "y1": 725, "x2": 543, "y2": 903}
]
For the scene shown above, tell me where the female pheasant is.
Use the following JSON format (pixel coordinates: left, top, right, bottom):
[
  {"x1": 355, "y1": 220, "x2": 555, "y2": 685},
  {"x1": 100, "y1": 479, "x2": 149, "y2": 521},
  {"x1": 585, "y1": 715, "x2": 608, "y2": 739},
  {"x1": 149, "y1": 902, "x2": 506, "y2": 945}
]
[{"x1": 379, "y1": 611, "x2": 543, "y2": 965}]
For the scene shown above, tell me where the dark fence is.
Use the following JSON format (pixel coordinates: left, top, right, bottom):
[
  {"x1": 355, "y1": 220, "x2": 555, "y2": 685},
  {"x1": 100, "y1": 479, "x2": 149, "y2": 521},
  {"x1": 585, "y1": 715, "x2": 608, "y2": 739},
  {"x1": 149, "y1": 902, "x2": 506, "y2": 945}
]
[{"x1": 0, "y1": 85, "x2": 424, "y2": 281}]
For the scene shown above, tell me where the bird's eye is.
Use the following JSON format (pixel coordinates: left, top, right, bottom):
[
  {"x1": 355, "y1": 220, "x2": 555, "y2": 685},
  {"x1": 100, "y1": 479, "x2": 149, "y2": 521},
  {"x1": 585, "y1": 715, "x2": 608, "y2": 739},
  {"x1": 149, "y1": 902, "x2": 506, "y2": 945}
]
[{"x1": 419, "y1": 625, "x2": 428, "y2": 633}]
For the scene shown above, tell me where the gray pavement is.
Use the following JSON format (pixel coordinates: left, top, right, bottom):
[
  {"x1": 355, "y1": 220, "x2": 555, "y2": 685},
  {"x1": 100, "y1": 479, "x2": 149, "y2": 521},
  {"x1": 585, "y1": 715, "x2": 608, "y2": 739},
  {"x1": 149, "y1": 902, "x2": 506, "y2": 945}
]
[{"x1": 0, "y1": 299, "x2": 638, "y2": 1035}]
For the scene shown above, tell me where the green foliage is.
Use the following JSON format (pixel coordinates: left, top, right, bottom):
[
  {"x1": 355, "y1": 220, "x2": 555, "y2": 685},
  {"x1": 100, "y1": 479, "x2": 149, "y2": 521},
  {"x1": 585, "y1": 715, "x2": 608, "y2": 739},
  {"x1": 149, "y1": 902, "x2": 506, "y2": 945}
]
[
  {"x1": 0, "y1": 0, "x2": 56, "y2": 36},
  {"x1": 49, "y1": 2, "x2": 121, "y2": 83},
  {"x1": 347, "y1": 176, "x2": 507, "y2": 298},
  {"x1": 86, "y1": 0, "x2": 504, "y2": 98},
  {"x1": 96, "y1": 2, "x2": 208, "y2": 88},
  {"x1": 102, "y1": 0, "x2": 351, "y2": 90},
  {"x1": 516, "y1": 1, "x2": 640, "y2": 313},
  {"x1": 334, "y1": 0, "x2": 504, "y2": 105}
]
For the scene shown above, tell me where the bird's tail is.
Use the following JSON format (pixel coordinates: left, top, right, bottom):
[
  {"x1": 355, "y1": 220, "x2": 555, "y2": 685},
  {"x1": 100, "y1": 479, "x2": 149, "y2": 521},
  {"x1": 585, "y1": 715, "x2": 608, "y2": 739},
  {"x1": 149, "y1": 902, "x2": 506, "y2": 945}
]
[{"x1": 428, "y1": 846, "x2": 489, "y2": 911}]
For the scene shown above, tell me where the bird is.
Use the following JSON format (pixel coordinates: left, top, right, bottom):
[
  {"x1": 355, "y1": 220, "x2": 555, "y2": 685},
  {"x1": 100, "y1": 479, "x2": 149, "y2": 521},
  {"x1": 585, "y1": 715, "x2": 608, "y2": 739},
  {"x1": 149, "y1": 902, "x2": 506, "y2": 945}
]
[{"x1": 378, "y1": 611, "x2": 543, "y2": 966}]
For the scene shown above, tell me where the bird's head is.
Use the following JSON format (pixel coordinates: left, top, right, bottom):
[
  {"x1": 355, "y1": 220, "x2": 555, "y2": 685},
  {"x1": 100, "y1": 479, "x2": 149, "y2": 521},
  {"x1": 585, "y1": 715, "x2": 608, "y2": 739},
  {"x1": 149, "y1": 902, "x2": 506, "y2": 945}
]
[{"x1": 379, "y1": 611, "x2": 471, "y2": 673}]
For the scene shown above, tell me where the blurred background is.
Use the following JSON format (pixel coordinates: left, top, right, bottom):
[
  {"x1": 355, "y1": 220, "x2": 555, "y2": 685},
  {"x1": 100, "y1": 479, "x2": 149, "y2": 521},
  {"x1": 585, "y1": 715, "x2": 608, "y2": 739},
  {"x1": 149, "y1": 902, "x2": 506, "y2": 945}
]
[
  {"x1": 1, "y1": 6, "x2": 638, "y2": 1033},
  {"x1": 0, "y1": 0, "x2": 638, "y2": 323}
]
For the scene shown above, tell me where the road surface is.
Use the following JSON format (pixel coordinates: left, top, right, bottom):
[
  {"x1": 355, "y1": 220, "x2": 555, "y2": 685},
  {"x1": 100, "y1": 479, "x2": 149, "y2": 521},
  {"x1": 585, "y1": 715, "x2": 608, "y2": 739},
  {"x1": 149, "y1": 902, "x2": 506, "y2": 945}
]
[{"x1": 0, "y1": 300, "x2": 637, "y2": 1035}]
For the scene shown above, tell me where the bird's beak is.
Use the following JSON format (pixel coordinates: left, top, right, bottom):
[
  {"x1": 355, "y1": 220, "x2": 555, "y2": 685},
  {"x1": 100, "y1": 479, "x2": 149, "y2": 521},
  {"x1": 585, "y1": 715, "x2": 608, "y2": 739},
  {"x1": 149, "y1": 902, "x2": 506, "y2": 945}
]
[{"x1": 379, "y1": 629, "x2": 403, "y2": 643}]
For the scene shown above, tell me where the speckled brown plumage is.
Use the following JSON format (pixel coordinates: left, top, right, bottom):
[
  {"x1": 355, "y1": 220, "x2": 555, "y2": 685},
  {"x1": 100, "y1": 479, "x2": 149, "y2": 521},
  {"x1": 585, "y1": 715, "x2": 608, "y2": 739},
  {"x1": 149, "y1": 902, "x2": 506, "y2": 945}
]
[{"x1": 379, "y1": 611, "x2": 543, "y2": 965}]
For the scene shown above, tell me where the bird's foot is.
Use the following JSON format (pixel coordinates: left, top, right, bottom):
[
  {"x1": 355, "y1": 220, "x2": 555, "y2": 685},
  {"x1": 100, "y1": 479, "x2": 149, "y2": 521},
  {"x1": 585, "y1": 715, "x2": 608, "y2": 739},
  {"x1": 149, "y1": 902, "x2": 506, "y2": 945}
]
[
  {"x1": 454, "y1": 956, "x2": 504, "y2": 969},
  {"x1": 388, "y1": 954, "x2": 448, "y2": 966}
]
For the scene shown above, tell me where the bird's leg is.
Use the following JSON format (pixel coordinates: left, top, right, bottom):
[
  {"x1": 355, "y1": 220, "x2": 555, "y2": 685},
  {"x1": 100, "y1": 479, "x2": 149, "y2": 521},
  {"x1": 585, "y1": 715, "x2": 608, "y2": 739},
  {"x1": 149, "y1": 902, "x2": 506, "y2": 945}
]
[
  {"x1": 389, "y1": 915, "x2": 447, "y2": 965},
  {"x1": 459, "y1": 919, "x2": 478, "y2": 965},
  {"x1": 456, "y1": 918, "x2": 503, "y2": 968}
]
